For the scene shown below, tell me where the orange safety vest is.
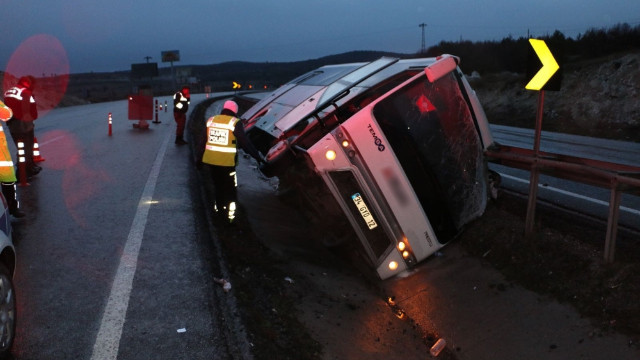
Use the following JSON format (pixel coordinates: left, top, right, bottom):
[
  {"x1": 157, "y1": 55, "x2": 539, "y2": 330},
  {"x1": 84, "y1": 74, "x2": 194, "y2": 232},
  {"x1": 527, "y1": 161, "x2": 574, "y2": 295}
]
[
  {"x1": 202, "y1": 114, "x2": 239, "y2": 167},
  {"x1": 0, "y1": 127, "x2": 16, "y2": 183},
  {"x1": 0, "y1": 102, "x2": 16, "y2": 182}
]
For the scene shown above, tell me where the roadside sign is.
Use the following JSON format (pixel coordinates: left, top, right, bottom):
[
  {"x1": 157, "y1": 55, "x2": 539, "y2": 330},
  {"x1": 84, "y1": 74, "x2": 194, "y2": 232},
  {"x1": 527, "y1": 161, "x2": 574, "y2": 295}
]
[
  {"x1": 161, "y1": 50, "x2": 180, "y2": 63},
  {"x1": 523, "y1": 38, "x2": 563, "y2": 236},
  {"x1": 131, "y1": 63, "x2": 158, "y2": 78},
  {"x1": 233, "y1": 81, "x2": 241, "y2": 89},
  {"x1": 525, "y1": 39, "x2": 562, "y2": 91}
]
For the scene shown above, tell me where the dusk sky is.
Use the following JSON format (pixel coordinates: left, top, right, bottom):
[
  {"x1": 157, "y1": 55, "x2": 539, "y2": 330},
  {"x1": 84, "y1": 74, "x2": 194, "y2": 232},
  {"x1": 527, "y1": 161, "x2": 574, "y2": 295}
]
[{"x1": 2, "y1": 0, "x2": 639, "y2": 75}]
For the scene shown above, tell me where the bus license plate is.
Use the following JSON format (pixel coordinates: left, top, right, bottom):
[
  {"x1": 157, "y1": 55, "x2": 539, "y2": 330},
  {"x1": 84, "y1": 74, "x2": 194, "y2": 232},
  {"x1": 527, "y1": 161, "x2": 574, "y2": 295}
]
[{"x1": 351, "y1": 193, "x2": 378, "y2": 230}]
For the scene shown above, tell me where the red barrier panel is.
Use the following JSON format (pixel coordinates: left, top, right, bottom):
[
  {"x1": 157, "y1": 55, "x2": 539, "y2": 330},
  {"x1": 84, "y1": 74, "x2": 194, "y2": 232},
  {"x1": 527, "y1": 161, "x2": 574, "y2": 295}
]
[{"x1": 128, "y1": 95, "x2": 153, "y2": 120}]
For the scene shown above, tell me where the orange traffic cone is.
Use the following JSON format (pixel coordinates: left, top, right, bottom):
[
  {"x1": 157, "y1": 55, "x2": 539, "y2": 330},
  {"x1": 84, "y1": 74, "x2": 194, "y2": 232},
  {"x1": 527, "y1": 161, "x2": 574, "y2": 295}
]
[{"x1": 33, "y1": 137, "x2": 45, "y2": 162}]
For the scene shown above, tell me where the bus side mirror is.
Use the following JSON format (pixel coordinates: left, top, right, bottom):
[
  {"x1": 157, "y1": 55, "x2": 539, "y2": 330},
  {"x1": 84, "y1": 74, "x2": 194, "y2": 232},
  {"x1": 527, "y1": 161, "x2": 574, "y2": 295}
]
[{"x1": 424, "y1": 55, "x2": 459, "y2": 83}]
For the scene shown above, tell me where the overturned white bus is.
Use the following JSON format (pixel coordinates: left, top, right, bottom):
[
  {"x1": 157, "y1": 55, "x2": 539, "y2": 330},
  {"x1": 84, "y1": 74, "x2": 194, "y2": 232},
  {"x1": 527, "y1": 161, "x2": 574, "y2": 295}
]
[{"x1": 241, "y1": 55, "x2": 497, "y2": 279}]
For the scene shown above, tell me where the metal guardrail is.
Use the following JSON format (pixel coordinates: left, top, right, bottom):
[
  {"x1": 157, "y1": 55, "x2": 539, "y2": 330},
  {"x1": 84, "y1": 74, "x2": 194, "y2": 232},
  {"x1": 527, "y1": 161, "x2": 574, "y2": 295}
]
[{"x1": 485, "y1": 143, "x2": 640, "y2": 262}]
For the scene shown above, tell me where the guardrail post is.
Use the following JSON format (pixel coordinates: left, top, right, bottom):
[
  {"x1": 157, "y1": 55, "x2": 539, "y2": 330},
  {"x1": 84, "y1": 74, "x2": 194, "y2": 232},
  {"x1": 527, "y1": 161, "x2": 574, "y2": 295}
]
[
  {"x1": 604, "y1": 178, "x2": 622, "y2": 263},
  {"x1": 525, "y1": 164, "x2": 540, "y2": 237}
]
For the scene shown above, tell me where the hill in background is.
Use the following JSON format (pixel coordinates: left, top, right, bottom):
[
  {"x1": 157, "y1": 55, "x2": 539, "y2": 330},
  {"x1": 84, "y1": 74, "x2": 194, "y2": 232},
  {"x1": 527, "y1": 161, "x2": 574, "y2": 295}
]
[
  {"x1": 470, "y1": 50, "x2": 640, "y2": 143},
  {"x1": 16, "y1": 22, "x2": 640, "y2": 143},
  {"x1": 57, "y1": 50, "x2": 410, "y2": 104}
]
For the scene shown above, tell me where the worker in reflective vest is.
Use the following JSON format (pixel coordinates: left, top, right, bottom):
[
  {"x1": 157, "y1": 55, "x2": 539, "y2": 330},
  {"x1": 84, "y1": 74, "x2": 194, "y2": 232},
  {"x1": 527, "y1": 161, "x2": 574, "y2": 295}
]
[
  {"x1": 201, "y1": 100, "x2": 263, "y2": 223},
  {"x1": 3, "y1": 75, "x2": 40, "y2": 181},
  {"x1": 0, "y1": 101, "x2": 25, "y2": 218},
  {"x1": 173, "y1": 86, "x2": 190, "y2": 145}
]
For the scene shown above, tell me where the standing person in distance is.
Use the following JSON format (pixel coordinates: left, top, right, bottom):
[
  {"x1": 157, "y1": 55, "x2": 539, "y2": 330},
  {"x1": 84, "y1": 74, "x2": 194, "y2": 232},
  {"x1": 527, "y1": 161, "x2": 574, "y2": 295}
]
[
  {"x1": 173, "y1": 85, "x2": 190, "y2": 145},
  {"x1": 200, "y1": 100, "x2": 264, "y2": 223},
  {"x1": 3, "y1": 75, "x2": 41, "y2": 181},
  {"x1": 0, "y1": 101, "x2": 25, "y2": 218}
]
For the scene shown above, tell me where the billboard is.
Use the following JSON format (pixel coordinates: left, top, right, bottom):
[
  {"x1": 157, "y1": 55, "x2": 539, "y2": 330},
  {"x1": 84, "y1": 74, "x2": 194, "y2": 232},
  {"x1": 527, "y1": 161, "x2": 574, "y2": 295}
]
[
  {"x1": 130, "y1": 63, "x2": 158, "y2": 78},
  {"x1": 161, "y1": 50, "x2": 180, "y2": 63}
]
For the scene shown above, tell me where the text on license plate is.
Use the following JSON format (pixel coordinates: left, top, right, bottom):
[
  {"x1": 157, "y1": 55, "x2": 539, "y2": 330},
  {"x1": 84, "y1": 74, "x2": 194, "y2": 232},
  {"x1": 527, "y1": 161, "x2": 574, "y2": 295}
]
[{"x1": 351, "y1": 193, "x2": 378, "y2": 230}]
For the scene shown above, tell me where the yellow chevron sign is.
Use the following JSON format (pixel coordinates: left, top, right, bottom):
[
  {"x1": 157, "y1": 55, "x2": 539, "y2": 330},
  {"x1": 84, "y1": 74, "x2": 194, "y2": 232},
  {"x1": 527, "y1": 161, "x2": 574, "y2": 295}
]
[
  {"x1": 525, "y1": 39, "x2": 559, "y2": 91},
  {"x1": 233, "y1": 81, "x2": 241, "y2": 89}
]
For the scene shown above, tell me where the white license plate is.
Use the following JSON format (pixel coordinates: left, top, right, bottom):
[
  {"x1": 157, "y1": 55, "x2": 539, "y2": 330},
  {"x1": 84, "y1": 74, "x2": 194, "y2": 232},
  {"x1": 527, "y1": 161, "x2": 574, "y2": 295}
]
[{"x1": 351, "y1": 193, "x2": 378, "y2": 230}]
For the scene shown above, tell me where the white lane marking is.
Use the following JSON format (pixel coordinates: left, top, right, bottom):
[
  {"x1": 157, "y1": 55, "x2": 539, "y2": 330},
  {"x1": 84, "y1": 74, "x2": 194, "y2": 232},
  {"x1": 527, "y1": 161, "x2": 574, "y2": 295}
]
[
  {"x1": 501, "y1": 173, "x2": 640, "y2": 216},
  {"x1": 38, "y1": 135, "x2": 65, "y2": 146},
  {"x1": 90, "y1": 130, "x2": 172, "y2": 360}
]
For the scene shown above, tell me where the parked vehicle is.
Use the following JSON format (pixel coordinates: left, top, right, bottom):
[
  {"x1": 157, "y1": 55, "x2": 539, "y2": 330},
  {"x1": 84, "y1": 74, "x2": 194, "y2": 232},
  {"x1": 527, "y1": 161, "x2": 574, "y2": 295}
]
[
  {"x1": 241, "y1": 55, "x2": 497, "y2": 279},
  {"x1": 0, "y1": 193, "x2": 16, "y2": 357}
]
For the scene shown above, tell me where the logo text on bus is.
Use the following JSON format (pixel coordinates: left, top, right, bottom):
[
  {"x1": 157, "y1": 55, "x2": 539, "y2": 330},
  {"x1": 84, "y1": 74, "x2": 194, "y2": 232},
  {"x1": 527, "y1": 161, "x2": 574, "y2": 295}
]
[{"x1": 367, "y1": 124, "x2": 386, "y2": 152}]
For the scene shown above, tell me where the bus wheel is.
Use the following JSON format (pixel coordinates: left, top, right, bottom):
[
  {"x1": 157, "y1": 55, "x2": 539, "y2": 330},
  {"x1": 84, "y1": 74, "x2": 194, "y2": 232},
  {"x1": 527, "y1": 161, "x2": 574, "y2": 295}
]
[{"x1": 0, "y1": 263, "x2": 16, "y2": 359}]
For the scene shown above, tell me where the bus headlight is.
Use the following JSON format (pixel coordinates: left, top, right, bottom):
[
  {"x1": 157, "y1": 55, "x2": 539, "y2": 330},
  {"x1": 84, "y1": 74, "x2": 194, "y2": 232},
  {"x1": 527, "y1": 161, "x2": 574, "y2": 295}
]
[
  {"x1": 397, "y1": 241, "x2": 406, "y2": 251},
  {"x1": 388, "y1": 261, "x2": 399, "y2": 271},
  {"x1": 325, "y1": 149, "x2": 337, "y2": 161},
  {"x1": 397, "y1": 238, "x2": 416, "y2": 265}
]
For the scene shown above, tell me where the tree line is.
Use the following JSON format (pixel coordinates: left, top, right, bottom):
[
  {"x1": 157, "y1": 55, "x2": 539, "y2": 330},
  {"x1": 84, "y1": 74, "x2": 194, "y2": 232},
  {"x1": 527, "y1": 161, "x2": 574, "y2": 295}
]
[
  {"x1": 63, "y1": 22, "x2": 639, "y2": 101},
  {"x1": 424, "y1": 22, "x2": 640, "y2": 74}
]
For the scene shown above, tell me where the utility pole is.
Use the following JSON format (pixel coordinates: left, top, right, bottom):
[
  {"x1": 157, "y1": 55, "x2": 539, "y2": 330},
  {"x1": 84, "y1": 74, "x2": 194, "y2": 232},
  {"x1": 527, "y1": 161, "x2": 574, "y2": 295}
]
[{"x1": 419, "y1": 23, "x2": 427, "y2": 53}]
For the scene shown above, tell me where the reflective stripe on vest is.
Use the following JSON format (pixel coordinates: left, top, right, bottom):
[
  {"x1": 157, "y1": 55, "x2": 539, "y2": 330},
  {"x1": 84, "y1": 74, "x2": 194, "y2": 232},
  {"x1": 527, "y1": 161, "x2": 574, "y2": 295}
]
[
  {"x1": 202, "y1": 115, "x2": 238, "y2": 167},
  {"x1": 4, "y1": 87, "x2": 34, "y2": 103},
  {"x1": 4, "y1": 87, "x2": 24, "y2": 101},
  {"x1": 205, "y1": 144, "x2": 237, "y2": 153}
]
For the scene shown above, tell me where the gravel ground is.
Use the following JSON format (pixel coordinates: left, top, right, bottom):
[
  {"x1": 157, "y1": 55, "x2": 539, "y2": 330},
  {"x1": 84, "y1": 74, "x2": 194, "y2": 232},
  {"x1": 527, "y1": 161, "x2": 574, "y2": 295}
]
[{"x1": 203, "y1": 154, "x2": 640, "y2": 359}]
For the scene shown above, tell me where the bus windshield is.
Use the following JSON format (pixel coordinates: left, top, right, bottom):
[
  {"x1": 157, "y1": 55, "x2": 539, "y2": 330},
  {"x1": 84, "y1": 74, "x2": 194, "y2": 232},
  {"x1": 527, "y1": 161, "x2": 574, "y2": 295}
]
[{"x1": 372, "y1": 72, "x2": 486, "y2": 242}]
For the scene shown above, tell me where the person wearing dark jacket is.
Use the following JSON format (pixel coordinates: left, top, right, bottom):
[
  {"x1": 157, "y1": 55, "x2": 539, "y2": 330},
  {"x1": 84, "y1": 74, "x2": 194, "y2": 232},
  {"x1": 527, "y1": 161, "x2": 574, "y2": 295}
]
[
  {"x1": 3, "y1": 75, "x2": 40, "y2": 180},
  {"x1": 200, "y1": 100, "x2": 264, "y2": 223},
  {"x1": 173, "y1": 86, "x2": 190, "y2": 145}
]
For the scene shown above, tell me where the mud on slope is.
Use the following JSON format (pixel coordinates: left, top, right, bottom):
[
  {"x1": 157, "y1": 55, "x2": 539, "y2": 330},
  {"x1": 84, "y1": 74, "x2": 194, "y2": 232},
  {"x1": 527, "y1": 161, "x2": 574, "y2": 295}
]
[{"x1": 469, "y1": 51, "x2": 640, "y2": 142}]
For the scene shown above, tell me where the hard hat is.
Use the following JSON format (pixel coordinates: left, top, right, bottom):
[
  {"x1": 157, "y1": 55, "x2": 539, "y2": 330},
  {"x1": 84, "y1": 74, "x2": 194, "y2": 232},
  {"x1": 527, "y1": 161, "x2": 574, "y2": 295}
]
[
  {"x1": 18, "y1": 75, "x2": 35, "y2": 89},
  {"x1": 0, "y1": 101, "x2": 12, "y2": 122},
  {"x1": 223, "y1": 100, "x2": 238, "y2": 114}
]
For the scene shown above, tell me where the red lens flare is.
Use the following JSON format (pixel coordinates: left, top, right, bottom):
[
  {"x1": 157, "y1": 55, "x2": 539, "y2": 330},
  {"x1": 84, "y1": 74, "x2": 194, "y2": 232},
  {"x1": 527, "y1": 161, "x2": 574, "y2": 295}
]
[
  {"x1": 39, "y1": 130, "x2": 113, "y2": 227},
  {"x1": 2, "y1": 34, "x2": 70, "y2": 117}
]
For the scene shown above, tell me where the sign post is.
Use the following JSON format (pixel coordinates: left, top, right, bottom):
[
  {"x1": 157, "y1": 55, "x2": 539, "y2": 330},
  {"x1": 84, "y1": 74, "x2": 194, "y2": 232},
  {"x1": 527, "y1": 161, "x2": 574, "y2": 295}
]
[
  {"x1": 524, "y1": 90, "x2": 545, "y2": 237},
  {"x1": 524, "y1": 39, "x2": 560, "y2": 237},
  {"x1": 162, "y1": 50, "x2": 180, "y2": 88}
]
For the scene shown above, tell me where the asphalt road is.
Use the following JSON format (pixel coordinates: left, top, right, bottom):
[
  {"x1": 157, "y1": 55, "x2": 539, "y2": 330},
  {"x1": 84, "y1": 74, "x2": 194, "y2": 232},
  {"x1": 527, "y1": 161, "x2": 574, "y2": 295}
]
[
  {"x1": 8, "y1": 94, "x2": 241, "y2": 360},
  {"x1": 489, "y1": 124, "x2": 640, "y2": 232}
]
